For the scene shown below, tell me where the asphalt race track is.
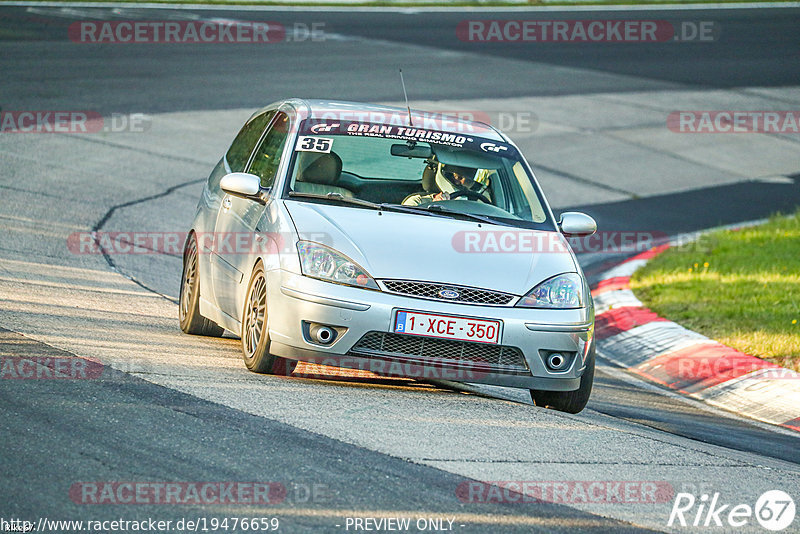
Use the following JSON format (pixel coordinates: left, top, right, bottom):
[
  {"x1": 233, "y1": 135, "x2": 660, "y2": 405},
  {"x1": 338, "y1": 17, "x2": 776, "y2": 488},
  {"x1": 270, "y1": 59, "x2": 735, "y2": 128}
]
[{"x1": 1, "y1": 4, "x2": 799, "y2": 533}]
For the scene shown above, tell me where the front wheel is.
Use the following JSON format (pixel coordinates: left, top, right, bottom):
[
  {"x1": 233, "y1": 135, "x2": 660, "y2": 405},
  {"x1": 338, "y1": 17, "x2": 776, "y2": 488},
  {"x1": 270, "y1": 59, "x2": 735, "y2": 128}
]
[
  {"x1": 530, "y1": 346, "x2": 595, "y2": 414},
  {"x1": 241, "y1": 264, "x2": 297, "y2": 376}
]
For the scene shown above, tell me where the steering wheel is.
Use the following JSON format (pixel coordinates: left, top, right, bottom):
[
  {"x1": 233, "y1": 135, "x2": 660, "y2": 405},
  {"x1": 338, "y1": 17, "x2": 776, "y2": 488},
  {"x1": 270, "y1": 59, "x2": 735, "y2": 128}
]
[{"x1": 449, "y1": 190, "x2": 492, "y2": 204}]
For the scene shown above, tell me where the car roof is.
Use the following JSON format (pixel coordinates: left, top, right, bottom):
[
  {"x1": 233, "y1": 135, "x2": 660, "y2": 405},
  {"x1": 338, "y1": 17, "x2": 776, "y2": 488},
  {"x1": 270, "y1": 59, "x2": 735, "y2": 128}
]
[{"x1": 277, "y1": 98, "x2": 506, "y2": 142}]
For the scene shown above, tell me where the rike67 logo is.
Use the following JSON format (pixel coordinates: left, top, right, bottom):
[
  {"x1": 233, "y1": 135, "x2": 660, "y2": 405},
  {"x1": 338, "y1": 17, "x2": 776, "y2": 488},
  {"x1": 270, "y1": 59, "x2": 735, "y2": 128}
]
[{"x1": 668, "y1": 490, "x2": 795, "y2": 531}]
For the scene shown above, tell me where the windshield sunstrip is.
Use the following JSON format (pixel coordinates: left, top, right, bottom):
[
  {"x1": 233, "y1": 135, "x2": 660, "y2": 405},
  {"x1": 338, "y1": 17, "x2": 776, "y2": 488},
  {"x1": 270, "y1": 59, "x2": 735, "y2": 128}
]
[{"x1": 301, "y1": 120, "x2": 516, "y2": 155}]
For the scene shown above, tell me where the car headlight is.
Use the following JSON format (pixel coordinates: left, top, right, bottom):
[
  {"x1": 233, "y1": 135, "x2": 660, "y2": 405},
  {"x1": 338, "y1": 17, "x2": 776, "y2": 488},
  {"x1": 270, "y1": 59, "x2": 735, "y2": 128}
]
[
  {"x1": 517, "y1": 273, "x2": 585, "y2": 309},
  {"x1": 297, "y1": 241, "x2": 379, "y2": 290}
]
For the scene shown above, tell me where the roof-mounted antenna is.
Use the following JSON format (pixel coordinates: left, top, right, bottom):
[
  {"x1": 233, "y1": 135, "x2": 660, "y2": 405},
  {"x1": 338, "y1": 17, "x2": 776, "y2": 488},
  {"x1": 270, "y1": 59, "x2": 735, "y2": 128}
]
[{"x1": 399, "y1": 69, "x2": 413, "y2": 127}]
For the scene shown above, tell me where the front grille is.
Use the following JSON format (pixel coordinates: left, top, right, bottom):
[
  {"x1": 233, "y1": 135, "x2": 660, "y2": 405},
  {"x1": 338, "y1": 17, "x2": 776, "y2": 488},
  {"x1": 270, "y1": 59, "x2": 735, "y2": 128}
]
[
  {"x1": 349, "y1": 331, "x2": 529, "y2": 373},
  {"x1": 380, "y1": 280, "x2": 516, "y2": 306}
]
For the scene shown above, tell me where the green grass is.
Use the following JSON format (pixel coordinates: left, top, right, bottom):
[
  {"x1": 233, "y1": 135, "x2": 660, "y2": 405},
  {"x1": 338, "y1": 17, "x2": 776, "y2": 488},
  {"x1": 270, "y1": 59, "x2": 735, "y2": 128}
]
[{"x1": 630, "y1": 211, "x2": 800, "y2": 372}]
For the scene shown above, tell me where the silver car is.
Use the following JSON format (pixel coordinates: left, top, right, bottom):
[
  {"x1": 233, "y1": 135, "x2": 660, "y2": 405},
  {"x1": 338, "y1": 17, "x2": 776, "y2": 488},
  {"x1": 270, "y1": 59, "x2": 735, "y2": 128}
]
[{"x1": 179, "y1": 99, "x2": 598, "y2": 413}]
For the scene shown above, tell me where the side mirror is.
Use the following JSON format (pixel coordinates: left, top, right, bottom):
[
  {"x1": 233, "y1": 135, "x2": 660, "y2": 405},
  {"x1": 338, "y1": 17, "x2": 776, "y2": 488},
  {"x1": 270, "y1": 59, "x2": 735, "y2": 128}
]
[
  {"x1": 220, "y1": 173, "x2": 265, "y2": 202},
  {"x1": 559, "y1": 212, "x2": 597, "y2": 237}
]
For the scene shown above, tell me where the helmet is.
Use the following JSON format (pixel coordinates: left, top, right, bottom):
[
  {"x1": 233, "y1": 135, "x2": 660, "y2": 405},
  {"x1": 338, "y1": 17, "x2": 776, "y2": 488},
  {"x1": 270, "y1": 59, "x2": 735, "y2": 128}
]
[{"x1": 436, "y1": 164, "x2": 477, "y2": 194}]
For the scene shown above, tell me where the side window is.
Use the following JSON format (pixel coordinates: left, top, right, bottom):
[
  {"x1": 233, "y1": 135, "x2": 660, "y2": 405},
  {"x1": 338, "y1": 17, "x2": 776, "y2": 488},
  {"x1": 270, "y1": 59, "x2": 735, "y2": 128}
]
[
  {"x1": 510, "y1": 162, "x2": 546, "y2": 222},
  {"x1": 225, "y1": 110, "x2": 275, "y2": 172},
  {"x1": 248, "y1": 112, "x2": 290, "y2": 188}
]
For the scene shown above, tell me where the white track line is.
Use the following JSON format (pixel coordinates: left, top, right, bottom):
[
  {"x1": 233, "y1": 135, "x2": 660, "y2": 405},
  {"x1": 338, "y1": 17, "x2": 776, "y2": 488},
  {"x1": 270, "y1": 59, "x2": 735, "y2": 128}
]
[{"x1": 595, "y1": 356, "x2": 800, "y2": 439}]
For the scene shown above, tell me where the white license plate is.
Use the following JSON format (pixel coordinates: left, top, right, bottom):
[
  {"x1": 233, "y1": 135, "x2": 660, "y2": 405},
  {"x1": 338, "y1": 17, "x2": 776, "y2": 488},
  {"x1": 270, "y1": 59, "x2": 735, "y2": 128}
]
[{"x1": 393, "y1": 310, "x2": 501, "y2": 344}]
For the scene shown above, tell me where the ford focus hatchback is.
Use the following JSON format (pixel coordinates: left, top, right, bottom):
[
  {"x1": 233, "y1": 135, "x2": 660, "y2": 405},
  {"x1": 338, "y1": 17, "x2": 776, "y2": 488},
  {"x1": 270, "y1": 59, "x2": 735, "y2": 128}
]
[{"x1": 180, "y1": 99, "x2": 598, "y2": 413}]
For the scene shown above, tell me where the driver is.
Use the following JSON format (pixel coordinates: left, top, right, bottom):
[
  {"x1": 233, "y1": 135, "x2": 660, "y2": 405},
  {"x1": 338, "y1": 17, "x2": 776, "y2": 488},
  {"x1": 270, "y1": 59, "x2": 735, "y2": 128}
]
[{"x1": 404, "y1": 164, "x2": 490, "y2": 206}]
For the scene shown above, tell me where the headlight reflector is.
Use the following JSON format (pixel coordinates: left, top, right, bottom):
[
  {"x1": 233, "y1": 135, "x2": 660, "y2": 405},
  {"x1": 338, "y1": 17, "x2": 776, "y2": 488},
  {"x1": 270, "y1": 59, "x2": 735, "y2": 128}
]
[
  {"x1": 297, "y1": 241, "x2": 378, "y2": 290},
  {"x1": 517, "y1": 273, "x2": 584, "y2": 309}
]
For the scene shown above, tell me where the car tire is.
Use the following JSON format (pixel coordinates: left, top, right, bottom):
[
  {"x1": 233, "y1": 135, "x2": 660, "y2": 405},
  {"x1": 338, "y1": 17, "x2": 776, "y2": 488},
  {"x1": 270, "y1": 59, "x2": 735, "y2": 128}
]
[
  {"x1": 241, "y1": 263, "x2": 297, "y2": 376},
  {"x1": 529, "y1": 344, "x2": 595, "y2": 414},
  {"x1": 179, "y1": 233, "x2": 225, "y2": 337}
]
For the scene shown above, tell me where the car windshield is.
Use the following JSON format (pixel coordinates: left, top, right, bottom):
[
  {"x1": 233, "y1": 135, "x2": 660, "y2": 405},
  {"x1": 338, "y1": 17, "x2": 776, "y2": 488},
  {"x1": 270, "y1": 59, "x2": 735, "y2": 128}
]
[{"x1": 283, "y1": 119, "x2": 554, "y2": 230}]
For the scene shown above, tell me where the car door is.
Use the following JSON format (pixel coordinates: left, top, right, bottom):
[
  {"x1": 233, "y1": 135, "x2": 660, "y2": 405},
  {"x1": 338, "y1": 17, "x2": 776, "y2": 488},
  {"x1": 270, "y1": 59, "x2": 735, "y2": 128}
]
[
  {"x1": 207, "y1": 109, "x2": 275, "y2": 316},
  {"x1": 212, "y1": 112, "x2": 291, "y2": 320}
]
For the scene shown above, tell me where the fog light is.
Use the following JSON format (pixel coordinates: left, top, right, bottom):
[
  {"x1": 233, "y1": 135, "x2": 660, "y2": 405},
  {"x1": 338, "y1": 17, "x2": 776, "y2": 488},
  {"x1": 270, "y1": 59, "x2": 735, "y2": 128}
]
[
  {"x1": 305, "y1": 322, "x2": 340, "y2": 345},
  {"x1": 547, "y1": 353, "x2": 567, "y2": 370},
  {"x1": 540, "y1": 350, "x2": 576, "y2": 372}
]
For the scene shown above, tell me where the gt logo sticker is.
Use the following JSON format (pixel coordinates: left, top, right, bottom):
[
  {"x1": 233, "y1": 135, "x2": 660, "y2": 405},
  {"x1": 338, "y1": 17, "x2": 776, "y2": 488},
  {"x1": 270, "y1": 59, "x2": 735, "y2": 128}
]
[
  {"x1": 296, "y1": 136, "x2": 333, "y2": 153},
  {"x1": 480, "y1": 142, "x2": 508, "y2": 153},
  {"x1": 310, "y1": 123, "x2": 340, "y2": 134}
]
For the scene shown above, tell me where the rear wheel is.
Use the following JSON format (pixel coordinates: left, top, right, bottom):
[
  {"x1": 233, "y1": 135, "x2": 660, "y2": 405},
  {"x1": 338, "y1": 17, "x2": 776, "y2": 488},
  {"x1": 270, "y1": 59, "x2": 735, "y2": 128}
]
[
  {"x1": 179, "y1": 234, "x2": 224, "y2": 337},
  {"x1": 241, "y1": 264, "x2": 297, "y2": 376},
  {"x1": 530, "y1": 346, "x2": 595, "y2": 414}
]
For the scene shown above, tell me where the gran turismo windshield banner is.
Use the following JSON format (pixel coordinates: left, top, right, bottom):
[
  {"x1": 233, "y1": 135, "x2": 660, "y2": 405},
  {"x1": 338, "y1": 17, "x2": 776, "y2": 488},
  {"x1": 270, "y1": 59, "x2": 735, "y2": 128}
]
[{"x1": 299, "y1": 119, "x2": 518, "y2": 157}]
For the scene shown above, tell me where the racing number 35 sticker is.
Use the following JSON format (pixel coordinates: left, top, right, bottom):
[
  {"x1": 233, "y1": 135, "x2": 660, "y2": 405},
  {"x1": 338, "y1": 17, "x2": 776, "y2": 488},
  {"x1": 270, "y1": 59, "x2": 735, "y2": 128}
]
[{"x1": 296, "y1": 136, "x2": 333, "y2": 153}]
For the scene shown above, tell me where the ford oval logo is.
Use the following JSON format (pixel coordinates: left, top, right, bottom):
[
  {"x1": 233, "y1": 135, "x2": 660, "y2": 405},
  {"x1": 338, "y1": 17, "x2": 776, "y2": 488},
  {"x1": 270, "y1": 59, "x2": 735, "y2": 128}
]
[{"x1": 438, "y1": 289, "x2": 460, "y2": 299}]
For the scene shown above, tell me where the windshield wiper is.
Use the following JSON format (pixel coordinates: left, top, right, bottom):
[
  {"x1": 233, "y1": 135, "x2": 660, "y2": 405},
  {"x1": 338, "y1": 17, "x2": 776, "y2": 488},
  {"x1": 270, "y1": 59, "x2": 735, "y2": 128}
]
[
  {"x1": 287, "y1": 192, "x2": 439, "y2": 217},
  {"x1": 377, "y1": 203, "x2": 439, "y2": 217},
  {"x1": 288, "y1": 191, "x2": 381, "y2": 209},
  {"x1": 407, "y1": 204, "x2": 515, "y2": 227},
  {"x1": 286, "y1": 192, "x2": 509, "y2": 225}
]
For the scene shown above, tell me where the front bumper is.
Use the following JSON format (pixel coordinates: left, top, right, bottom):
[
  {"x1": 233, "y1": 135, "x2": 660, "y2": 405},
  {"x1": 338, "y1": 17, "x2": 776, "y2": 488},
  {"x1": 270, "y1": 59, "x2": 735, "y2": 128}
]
[{"x1": 267, "y1": 271, "x2": 594, "y2": 391}]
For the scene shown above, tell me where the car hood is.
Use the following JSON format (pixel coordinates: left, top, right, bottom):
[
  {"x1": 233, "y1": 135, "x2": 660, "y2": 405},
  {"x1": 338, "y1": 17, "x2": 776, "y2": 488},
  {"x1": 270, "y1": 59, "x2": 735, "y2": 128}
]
[{"x1": 284, "y1": 201, "x2": 578, "y2": 296}]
